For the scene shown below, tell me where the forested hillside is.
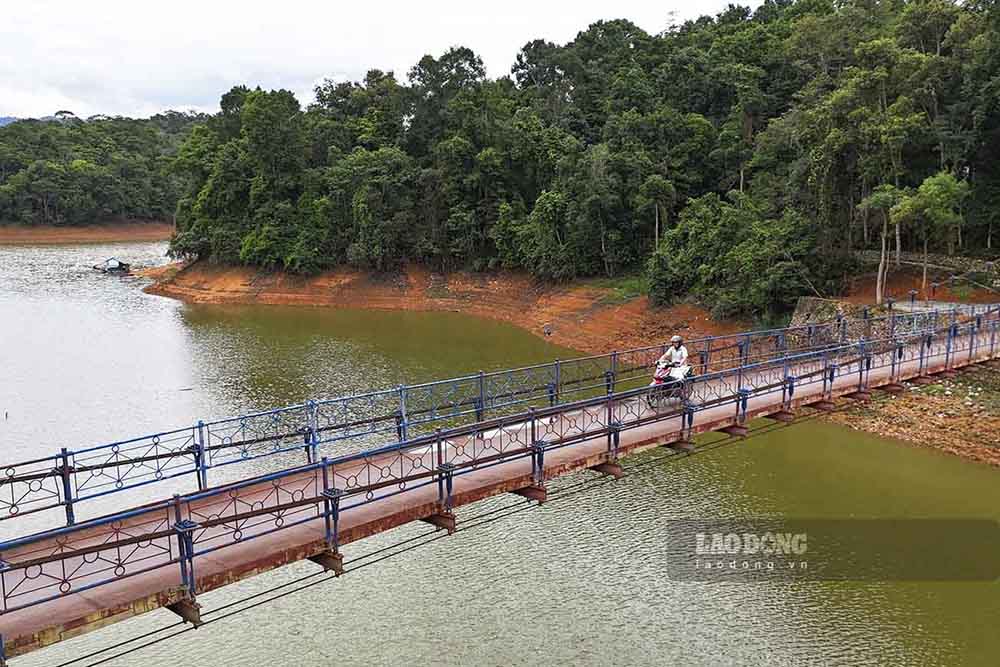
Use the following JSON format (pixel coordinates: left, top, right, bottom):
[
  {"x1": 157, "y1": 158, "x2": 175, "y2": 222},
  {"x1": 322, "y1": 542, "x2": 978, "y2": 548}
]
[
  {"x1": 9, "y1": 1, "x2": 1000, "y2": 318},
  {"x1": 0, "y1": 112, "x2": 204, "y2": 226}
]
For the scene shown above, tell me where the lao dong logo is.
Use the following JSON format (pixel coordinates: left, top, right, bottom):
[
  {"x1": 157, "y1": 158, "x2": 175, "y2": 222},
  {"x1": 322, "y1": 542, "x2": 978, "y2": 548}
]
[{"x1": 695, "y1": 532, "x2": 808, "y2": 556}]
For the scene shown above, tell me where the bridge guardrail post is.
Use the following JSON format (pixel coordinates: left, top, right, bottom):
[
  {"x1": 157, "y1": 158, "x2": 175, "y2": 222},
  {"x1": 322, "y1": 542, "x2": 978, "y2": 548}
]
[
  {"x1": 58, "y1": 448, "x2": 75, "y2": 526},
  {"x1": 307, "y1": 401, "x2": 320, "y2": 463},
  {"x1": 437, "y1": 462, "x2": 456, "y2": 512},
  {"x1": 194, "y1": 421, "x2": 208, "y2": 491},
  {"x1": 699, "y1": 349, "x2": 708, "y2": 376},
  {"x1": 606, "y1": 351, "x2": 618, "y2": 395},
  {"x1": 991, "y1": 321, "x2": 998, "y2": 359},
  {"x1": 857, "y1": 340, "x2": 867, "y2": 392},
  {"x1": 531, "y1": 440, "x2": 546, "y2": 486},
  {"x1": 172, "y1": 495, "x2": 198, "y2": 600},
  {"x1": 826, "y1": 364, "x2": 838, "y2": 401},
  {"x1": 554, "y1": 360, "x2": 561, "y2": 405},
  {"x1": 476, "y1": 371, "x2": 486, "y2": 421},
  {"x1": 917, "y1": 334, "x2": 927, "y2": 376},
  {"x1": 398, "y1": 386, "x2": 409, "y2": 442},
  {"x1": 821, "y1": 354, "x2": 830, "y2": 396},
  {"x1": 945, "y1": 324, "x2": 956, "y2": 370},
  {"x1": 784, "y1": 375, "x2": 796, "y2": 412},
  {"x1": 320, "y1": 458, "x2": 344, "y2": 556},
  {"x1": 892, "y1": 343, "x2": 904, "y2": 384},
  {"x1": 683, "y1": 405, "x2": 694, "y2": 442},
  {"x1": 737, "y1": 388, "x2": 750, "y2": 424},
  {"x1": 863, "y1": 307, "x2": 871, "y2": 340},
  {"x1": 968, "y1": 323, "x2": 977, "y2": 364}
]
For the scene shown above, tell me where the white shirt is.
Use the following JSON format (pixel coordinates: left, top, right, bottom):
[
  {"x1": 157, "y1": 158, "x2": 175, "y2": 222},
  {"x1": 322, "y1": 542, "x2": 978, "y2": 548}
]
[{"x1": 660, "y1": 345, "x2": 688, "y2": 367}]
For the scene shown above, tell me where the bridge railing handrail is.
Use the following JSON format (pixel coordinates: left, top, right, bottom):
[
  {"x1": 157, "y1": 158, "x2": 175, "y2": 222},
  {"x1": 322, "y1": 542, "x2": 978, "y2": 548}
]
[
  {"x1": 1, "y1": 315, "x2": 997, "y2": 616},
  {"x1": 0, "y1": 338, "x2": 885, "y2": 553},
  {"x1": 0, "y1": 304, "x2": 994, "y2": 531},
  {"x1": 2, "y1": 311, "x2": 992, "y2": 554}
]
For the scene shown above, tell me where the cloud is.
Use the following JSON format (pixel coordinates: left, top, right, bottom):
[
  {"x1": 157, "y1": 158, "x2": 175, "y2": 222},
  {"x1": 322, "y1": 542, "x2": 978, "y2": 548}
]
[{"x1": 1, "y1": 0, "x2": 749, "y2": 118}]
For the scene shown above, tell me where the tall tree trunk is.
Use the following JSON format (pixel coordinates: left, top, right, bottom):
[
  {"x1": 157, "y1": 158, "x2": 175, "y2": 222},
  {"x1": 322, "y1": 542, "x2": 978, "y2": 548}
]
[
  {"x1": 922, "y1": 236, "x2": 929, "y2": 290},
  {"x1": 875, "y1": 211, "x2": 889, "y2": 305},
  {"x1": 654, "y1": 203, "x2": 659, "y2": 251},
  {"x1": 896, "y1": 225, "x2": 903, "y2": 269}
]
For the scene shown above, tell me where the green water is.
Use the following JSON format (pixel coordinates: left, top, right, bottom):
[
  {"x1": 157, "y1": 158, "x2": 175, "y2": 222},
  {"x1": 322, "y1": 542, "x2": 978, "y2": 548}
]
[{"x1": 1, "y1": 242, "x2": 997, "y2": 666}]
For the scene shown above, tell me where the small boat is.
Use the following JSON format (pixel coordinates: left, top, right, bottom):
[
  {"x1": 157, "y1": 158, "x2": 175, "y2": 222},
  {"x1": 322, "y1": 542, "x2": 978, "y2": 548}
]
[{"x1": 93, "y1": 257, "x2": 131, "y2": 274}]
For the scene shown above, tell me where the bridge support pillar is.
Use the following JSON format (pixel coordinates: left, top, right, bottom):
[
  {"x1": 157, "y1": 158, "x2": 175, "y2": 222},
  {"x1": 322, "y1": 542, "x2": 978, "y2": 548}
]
[
  {"x1": 166, "y1": 598, "x2": 202, "y2": 627},
  {"x1": 767, "y1": 411, "x2": 795, "y2": 423},
  {"x1": 880, "y1": 383, "x2": 905, "y2": 394},
  {"x1": 807, "y1": 400, "x2": 836, "y2": 412},
  {"x1": 589, "y1": 461, "x2": 623, "y2": 479},
  {"x1": 665, "y1": 405, "x2": 696, "y2": 452},
  {"x1": 667, "y1": 439, "x2": 695, "y2": 453},
  {"x1": 718, "y1": 424, "x2": 748, "y2": 438},
  {"x1": 308, "y1": 549, "x2": 344, "y2": 576},
  {"x1": 845, "y1": 390, "x2": 872, "y2": 401},
  {"x1": 420, "y1": 512, "x2": 456, "y2": 534},
  {"x1": 511, "y1": 485, "x2": 547, "y2": 504}
]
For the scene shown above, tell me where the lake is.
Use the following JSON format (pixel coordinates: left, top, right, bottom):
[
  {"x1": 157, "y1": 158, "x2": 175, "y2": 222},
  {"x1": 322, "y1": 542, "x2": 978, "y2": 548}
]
[{"x1": 1, "y1": 241, "x2": 997, "y2": 666}]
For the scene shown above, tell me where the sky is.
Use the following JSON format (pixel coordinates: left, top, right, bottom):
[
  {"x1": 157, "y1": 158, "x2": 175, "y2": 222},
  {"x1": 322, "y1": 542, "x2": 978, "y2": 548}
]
[{"x1": 1, "y1": 0, "x2": 750, "y2": 119}]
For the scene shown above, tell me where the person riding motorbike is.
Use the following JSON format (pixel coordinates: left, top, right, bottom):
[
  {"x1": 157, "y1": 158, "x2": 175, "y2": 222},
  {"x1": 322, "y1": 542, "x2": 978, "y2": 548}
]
[{"x1": 653, "y1": 335, "x2": 691, "y2": 383}]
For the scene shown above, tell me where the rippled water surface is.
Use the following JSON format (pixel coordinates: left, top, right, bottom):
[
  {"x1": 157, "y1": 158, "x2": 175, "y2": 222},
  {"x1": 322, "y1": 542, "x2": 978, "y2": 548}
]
[{"x1": 1, "y1": 241, "x2": 998, "y2": 666}]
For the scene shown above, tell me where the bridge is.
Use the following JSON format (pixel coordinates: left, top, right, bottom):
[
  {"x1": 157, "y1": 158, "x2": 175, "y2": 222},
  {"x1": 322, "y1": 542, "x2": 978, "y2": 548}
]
[{"x1": 1, "y1": 303, "x2": 998, "y2": 662}]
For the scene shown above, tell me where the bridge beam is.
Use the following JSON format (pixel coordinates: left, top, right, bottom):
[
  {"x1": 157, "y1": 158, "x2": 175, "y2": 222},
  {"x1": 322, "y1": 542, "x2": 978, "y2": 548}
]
[
  {"x1": 420, "y1": 512, "x2": 456, "y2": 534},
  {"x1": 308, "y1": 549, "x2": 344, "y2": 576},
  {"x1": 666, "y1": 440, "x2": 695, "y2": 453},
  {"x1": 718, "y1": 424, "x2": 748, "y2": 438},
  {"x1": 588, "y1": 462, "x2": 624, "y2": 479},
  {"x1": 511, "y1": 485, "x2": 547, "y2": 503},
  {"x1": 166, "y1": 598, "x2": 202, "y2": 627}
]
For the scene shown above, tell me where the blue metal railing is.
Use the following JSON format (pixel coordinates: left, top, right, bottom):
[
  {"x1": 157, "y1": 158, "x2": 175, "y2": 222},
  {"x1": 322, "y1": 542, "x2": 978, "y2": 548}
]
[
  {"x1": 0, "y1": 309, "x2": 997, "y2": 619},
  {"x1": 0, "y1": 304, "x2": 991, "y2": 533}
]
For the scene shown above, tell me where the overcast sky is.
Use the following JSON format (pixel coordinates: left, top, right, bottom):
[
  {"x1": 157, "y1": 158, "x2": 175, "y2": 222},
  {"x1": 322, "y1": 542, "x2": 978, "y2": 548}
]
[{"x1": 2, "y1": 0, "x2": 752, "y2": 118}]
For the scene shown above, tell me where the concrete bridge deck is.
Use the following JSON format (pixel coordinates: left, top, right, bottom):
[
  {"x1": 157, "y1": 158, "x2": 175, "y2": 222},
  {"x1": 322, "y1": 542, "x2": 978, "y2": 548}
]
[{"x1": 0, "y1": 316, "x2": 996, "y2": 660}]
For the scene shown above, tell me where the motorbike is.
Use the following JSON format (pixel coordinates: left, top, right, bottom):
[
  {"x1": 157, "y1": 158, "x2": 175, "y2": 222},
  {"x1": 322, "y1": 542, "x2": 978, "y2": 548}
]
[{"x1": 646, "y1": 360, "x2": 693, "y2": 410}]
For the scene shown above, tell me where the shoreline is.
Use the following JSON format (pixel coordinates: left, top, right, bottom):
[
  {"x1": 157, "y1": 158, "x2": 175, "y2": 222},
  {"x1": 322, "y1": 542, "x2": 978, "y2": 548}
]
[
  {"x1": 141, "y1": 261, "x2": 742, "y2": 355},
  {"x1": 826, "y1": 366, "x2": 1000, "y2": 467},
  {"x1": 0, "y1": 221, "x2": 175, "y2": 245},
  {"x1": 141, "y1": 261, "x2": 1000, "y2": 469}
]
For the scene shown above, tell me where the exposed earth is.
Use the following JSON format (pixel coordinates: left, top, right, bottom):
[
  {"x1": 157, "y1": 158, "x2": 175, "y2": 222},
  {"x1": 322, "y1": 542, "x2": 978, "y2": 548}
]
[
  {"x1": 0, "y1": 221, "x2": 174, "y2": 244},
  {"x1": 141, "y1": 262, "x2": 744, "y2": 355}
]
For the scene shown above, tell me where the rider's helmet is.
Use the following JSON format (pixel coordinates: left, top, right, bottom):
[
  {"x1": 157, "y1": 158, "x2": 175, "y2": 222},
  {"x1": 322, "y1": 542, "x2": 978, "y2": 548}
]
[{"x1": 671, "y1": 335, "x2": 683, "y2": 345}]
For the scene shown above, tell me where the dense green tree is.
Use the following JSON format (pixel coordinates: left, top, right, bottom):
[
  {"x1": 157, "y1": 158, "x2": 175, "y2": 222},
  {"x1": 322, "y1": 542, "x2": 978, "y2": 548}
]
[{"x1": 9, "y1": 0, "x2": 993, "y2": 320}]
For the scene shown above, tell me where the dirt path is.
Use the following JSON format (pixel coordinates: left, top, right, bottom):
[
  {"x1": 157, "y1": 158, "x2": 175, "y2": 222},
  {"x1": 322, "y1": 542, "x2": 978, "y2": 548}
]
[{"x1": 0, "y1": 221, "x2": 174, "y2": 244}]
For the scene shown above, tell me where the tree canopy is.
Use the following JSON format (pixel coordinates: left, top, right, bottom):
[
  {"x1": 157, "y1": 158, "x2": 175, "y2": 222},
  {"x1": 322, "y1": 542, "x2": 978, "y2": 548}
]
[
  {"x1": 0, "y1": 112, "x2": 205, "y2": 226},
  {"x1": 7, "y1": 1, "x2": 1000, "y2": 319}
]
